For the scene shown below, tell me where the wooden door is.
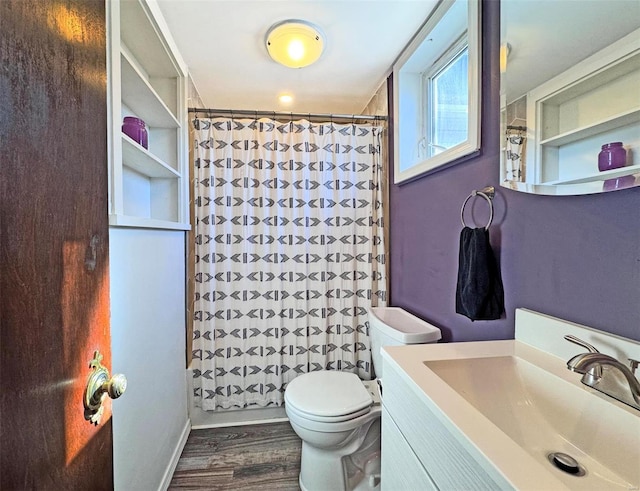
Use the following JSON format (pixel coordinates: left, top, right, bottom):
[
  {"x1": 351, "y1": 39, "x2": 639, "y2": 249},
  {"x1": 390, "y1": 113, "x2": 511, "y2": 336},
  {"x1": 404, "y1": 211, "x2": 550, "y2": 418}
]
[{"x1": 1, "y1": 1, "x2": 113, "y2": 488}]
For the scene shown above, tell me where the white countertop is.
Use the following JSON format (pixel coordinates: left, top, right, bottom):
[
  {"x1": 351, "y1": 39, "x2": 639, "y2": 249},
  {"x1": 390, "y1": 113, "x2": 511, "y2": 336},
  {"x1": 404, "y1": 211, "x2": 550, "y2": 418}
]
[{"x1": 382, "y1": 337, "x2": 640, "y2": 490}]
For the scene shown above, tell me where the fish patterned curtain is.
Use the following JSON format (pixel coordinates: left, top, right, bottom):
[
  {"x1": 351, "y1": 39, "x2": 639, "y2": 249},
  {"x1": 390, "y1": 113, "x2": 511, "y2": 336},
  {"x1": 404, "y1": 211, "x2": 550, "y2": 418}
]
[
  {"x1": 504, "y1": 127, "x2": 527, "y2": 182},
  {"x1": 191, "y1": 117, "x2": 387, "y2": 410}
]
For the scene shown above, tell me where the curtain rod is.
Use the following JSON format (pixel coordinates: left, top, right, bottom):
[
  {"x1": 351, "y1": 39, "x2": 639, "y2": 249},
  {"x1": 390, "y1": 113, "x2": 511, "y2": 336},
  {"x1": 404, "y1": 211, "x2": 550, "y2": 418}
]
[{"x1": 188, "y1": 107, "x2": 386, "y2": 123}]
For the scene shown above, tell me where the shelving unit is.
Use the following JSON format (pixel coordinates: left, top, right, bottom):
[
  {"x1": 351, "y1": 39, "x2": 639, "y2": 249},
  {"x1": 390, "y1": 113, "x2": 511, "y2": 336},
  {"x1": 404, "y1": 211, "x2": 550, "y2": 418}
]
[
  {"x1": 121, "y1": 135, "x2": 180, "y2": 178},
  {"x1": 107, "y1": 0, "x2": 190, "y2": 230},
  {"x1": 527, "y1": 30, "x2": 640, "y2": 187},
  {"x1": 120, "y1": 50, "x2": 181, "y2": 129},
  {"x1": 539, "y1": 108, "x2": 640, "y2": 148},
  {"x1": 544, "y1": 163, "x2": 640, "y2": 186}
]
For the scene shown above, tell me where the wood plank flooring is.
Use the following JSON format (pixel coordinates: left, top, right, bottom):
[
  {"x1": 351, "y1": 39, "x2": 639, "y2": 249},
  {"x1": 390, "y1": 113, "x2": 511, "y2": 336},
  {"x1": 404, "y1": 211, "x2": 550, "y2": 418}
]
[{"x1": 169, "y1": 422, "x2": 302, "y2": 490}]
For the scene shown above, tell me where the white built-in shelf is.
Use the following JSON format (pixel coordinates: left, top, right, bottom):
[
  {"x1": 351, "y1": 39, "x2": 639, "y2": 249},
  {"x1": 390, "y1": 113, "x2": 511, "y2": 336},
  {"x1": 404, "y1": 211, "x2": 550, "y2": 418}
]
[
  {"x1": 542, "y1": 52, "x2": 640, "y2": 107},
  {"x1": 107, "y1": 0, "x2": 189, "y2": 231},
  {"x1": 540, "y1": 108, "x2": 640, "y2": 147},
  {"x1": 543, "y1": 163, "x2": 640, "y2": 185},
  {"x1": 109, "y1": 214, "x2": 190, "y2": 231},
  {"x1": 120, "y1": 50, "x2": 180, "y2": 129},
  {"x1": 121, "y1": 134, "x2": 180, "y2": 178},
  {"x1": 524, "y1": 29, "x2": 640, "y2": 191},
  {"x1": 119, "y1": 0, "x2": 179, "y2": 78}
]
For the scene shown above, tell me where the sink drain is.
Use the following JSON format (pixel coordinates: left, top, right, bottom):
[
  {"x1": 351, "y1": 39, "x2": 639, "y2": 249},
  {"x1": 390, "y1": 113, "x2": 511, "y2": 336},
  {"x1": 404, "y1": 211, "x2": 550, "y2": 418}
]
[{"x1": 548, "y1": 452, "x2": 586, "y2": 476}]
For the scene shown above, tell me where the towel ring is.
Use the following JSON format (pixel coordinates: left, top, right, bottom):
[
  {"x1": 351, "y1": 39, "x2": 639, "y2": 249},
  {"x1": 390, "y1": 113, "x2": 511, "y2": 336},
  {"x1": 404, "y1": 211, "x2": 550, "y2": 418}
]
[{"x1": 460, "y1": 186, "x2": 495, "y2": 230}]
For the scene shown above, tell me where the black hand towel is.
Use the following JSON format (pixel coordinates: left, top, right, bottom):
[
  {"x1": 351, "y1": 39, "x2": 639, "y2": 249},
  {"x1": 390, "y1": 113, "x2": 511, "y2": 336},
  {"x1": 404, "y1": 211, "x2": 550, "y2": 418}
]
[{"x1": 455, "y1": 227, "x2": 504, "y2": 321}]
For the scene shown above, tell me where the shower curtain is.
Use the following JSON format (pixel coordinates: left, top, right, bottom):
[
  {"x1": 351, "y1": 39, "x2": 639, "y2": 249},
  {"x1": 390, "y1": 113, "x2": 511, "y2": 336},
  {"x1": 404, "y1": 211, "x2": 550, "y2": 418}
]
[
  {"x1": 191, "y1": 116, "x2": 387, "y2": 410},
  {"x1": 504, "y1": 126, "x2": 526, "y2": 182}
]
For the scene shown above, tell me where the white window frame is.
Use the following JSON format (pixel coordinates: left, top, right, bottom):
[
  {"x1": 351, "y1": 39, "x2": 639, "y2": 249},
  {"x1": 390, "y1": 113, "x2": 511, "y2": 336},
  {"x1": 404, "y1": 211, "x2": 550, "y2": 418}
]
[
  {"x1": 393, "y1": 0, "x2": 481, "y2": 184},
  {"x1": 423, "y1": 36, "x2": 468, "y2": 158}
]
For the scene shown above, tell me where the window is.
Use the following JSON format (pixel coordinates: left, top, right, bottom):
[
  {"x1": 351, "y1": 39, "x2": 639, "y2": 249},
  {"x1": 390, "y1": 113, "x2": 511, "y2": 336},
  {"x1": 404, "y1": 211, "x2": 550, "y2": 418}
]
[
  {"x1": 425, "y1": 41, "x2": 468, "y2": 157},
  {"x1": 393, "y1": 0, "x2": 481, "y2": 183}
]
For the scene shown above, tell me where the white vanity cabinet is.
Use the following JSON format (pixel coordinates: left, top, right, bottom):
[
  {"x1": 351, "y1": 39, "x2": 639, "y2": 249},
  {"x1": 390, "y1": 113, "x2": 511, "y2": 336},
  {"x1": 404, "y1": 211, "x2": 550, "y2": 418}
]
[
  {"x1": 381, "y1": 407, "x2": 438, "y2": 490},
  {"x1": 381, "y1": 360, "x2": 512, "y2": 491},
  {"x1": 526, "y1": 29, "x2": 640, "y2": 186},
  {"x1": 107, "y1": 0, "x2": 190, "y2": 230}
]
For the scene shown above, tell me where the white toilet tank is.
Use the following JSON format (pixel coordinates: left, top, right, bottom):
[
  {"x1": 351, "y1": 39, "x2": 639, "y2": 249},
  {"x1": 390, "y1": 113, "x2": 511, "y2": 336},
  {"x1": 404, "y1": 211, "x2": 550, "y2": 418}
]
[{"x1": 368, "y1": 307, "x2": 441, "y2": 378}]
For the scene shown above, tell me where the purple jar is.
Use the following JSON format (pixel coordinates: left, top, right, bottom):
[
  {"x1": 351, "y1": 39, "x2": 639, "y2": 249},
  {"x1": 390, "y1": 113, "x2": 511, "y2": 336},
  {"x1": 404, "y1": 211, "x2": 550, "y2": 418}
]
[
  {"x1": 603, "y1": 174, "x2": 635, "y2": 191},
  {"x1": 598, "y1": 142, "x2": 626, "y2": 172},
  {"x1": 122, "y1": 116, "x2": 148, "y2": 149}
]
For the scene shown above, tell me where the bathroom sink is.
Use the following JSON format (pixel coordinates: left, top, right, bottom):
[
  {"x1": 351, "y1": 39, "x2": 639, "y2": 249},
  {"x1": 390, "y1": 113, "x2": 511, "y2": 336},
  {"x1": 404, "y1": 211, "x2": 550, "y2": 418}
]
[
  {"x1": 424, "y1": 354, "x2": 640, "y2": 489},
  {"x1": 382, "y1": 309, "x2": 640, "y2": 491}
]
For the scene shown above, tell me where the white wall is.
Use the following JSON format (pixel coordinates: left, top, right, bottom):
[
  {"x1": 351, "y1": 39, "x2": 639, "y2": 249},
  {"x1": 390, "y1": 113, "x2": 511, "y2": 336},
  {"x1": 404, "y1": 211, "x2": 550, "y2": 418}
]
[{"x1": 110, "y1": 228, "x2": 189, "y2": 490}]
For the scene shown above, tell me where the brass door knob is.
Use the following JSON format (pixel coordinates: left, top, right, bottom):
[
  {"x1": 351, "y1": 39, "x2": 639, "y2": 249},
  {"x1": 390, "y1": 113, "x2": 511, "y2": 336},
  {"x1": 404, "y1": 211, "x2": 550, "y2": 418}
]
[{"x1": 84, "y1": 351, "x2": 127, "y2": 425}]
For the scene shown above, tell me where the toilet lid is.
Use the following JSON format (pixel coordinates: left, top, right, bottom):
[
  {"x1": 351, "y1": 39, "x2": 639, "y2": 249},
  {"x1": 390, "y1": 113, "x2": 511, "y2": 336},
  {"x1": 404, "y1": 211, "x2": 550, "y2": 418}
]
[{"x1": 285, "y1": 371, "x2": 372, "y2": 418}]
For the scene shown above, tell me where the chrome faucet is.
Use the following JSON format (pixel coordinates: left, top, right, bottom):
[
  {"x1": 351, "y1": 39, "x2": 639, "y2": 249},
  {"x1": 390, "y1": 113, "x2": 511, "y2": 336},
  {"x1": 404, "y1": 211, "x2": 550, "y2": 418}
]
[
  {"x1": 564, "y1": 335, "x2": 602, "y2": 382},
  {"x1": 565, "y1": 336, "x2": 640, "y2": 411}
]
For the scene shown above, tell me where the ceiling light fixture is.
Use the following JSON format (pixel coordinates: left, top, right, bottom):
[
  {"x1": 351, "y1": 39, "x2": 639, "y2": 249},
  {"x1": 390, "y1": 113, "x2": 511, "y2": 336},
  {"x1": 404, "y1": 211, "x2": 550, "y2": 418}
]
[{"x1": 266, "y1": 20, "x2": 324, "y2": 69}]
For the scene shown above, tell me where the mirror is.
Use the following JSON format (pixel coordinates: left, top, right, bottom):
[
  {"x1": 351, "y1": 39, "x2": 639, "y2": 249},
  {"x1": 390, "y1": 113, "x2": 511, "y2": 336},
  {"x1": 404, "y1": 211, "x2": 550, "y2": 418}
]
[
  {"x1": 500, "y1": 0, "x2": 640, "y2": 195},
  {"x1": 394, "y1": 0, "x2": 481, "y2": 184}
]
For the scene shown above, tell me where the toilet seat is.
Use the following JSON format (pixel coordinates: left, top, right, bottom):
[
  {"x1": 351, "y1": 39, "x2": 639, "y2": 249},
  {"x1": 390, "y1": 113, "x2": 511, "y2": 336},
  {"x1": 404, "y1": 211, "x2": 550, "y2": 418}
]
[
  {"x1": 285, "y1": 371, "x2": 372, "y2": 418},
  {"x1": 286, "y1": 400, "x2": 372, "y2": 423}
]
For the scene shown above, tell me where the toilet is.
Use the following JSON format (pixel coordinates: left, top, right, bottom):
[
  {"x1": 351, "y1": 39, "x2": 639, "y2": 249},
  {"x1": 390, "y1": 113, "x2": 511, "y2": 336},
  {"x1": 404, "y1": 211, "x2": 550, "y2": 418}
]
[{"x1": 284, "y1": 307, "x2": 442, "y2": 491}]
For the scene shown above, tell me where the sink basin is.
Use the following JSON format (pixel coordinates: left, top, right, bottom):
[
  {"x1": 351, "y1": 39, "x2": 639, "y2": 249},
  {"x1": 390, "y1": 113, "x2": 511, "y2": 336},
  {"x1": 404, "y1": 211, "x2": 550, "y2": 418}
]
[
  {"x1": 381, "y1": 310, "x2": 640, "y2": 490},
  {"x1": 425, "y1": 355, "x2": 640, "y2": 489}
]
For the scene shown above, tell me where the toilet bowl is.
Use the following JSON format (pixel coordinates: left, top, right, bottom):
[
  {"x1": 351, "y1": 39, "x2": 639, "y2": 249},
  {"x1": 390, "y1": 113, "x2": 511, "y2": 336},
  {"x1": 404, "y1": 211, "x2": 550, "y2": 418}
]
[{"x1": 285, "y1": 307, "x2": 442, "y2": 491}]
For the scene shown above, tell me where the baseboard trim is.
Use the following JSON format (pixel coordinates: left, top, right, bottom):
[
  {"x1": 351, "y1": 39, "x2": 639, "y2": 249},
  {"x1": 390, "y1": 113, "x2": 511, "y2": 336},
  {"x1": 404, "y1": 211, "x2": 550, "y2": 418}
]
[
  {"x1": 189, "y1": 405, "x2": 288, "y2": 428},
  {"x1": 192, "y1": 416, "x2": 290, "y2": 430},
  {"x1": 158, "y1": 419, "x2": 191, "y2": 491}
]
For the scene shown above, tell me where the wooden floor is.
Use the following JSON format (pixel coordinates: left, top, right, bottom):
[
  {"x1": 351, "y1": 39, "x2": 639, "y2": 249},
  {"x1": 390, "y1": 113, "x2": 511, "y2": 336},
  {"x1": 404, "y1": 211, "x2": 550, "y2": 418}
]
[{"x1": 169, "y1": 422, "x2": 302, "y2": 490}]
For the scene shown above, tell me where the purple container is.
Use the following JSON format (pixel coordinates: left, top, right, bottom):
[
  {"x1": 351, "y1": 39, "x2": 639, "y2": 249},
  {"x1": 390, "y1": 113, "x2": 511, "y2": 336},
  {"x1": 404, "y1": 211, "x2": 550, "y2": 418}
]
[
  {"x1": 122, "y1": 116, "x2": 148, "y2": 149},
  {"x1": 603, "y1": 174, "x2": 635, "y2": 192},
  {"x1": 598, "y1": 142, "x2": 626, "y2": 172}
]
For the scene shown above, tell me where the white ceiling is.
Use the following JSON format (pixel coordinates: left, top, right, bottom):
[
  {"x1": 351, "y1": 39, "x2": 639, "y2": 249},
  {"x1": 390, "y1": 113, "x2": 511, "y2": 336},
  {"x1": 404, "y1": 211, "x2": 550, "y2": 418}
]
[{"x1": 155, "y1": 0, "x2": 439, "y2": 114}]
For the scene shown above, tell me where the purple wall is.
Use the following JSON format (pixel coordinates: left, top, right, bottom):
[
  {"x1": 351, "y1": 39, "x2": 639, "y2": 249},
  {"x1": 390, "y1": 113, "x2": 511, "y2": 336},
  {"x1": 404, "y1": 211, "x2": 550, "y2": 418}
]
[{"x1": 389, "y1": 0, "x2": 640, "y2": 342}]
